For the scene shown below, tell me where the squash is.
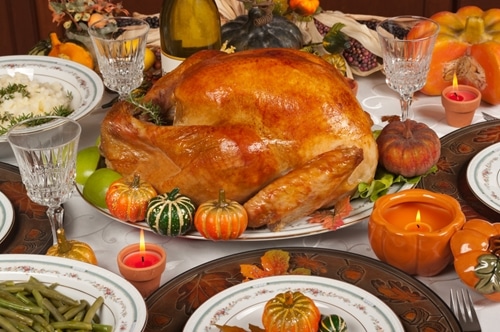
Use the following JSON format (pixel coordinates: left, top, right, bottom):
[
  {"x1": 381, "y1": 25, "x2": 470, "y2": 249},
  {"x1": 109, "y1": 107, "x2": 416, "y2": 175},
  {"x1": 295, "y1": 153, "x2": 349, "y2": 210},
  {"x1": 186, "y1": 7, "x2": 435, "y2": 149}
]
[
  {"x1": 421, "y1": 6, "x2": 500, "y2": 104},
  {"x1": 376, "y1": 119, "x2": 440, "y2": 177},
  {"x1": 146, "y1": 188, "x2": 195, "y2": 236},
  {"x1": 29, "y1": 38, "x2": 51, "y2": 55},
  {"x1": 289, "y1": 0, "x2": 320, "y2": 16},
  {"x1": 194, "y1": 189, "x2": 248, "y2": 240},
  {"x1": 450, "y1": 219, "x2": 500, "y2": 301},
  {"x1": 262, "y1": 291, "x2": 321, "y2": 332},
  {"x1": 319, "y1": 314, "x2": 348, "y2": 332},
  {"x1": 46, "y1": 228, "x2": 98, "y2": 265},
  {"x1": 105, "y1": 174, "x2": 158, "y2": 222},
  {"x1": 221, "y1": 5, "x2": 303, "y2": 51},
  {"x1": 48, "y1": 32, "x2": 94, "y2": 69}
]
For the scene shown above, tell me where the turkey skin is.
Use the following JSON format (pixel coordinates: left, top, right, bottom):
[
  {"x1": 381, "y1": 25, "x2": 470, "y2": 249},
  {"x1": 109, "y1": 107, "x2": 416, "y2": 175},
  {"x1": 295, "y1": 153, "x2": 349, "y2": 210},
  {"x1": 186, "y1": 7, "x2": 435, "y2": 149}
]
[{"x1": 100, "y1": 48, "x2": 378, "y2": 231}]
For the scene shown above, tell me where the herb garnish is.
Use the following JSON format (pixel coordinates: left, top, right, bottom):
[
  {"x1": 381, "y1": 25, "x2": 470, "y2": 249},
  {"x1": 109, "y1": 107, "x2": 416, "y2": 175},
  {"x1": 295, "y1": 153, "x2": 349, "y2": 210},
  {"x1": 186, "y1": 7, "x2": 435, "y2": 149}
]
[
  {"x1": 0, "y1": 106, "x2": 74, "y2": 136},
  {"x1": 127, "y1": 95, "x2": 165, "y2": 125},
  {"x1": 0, "y1": 83, "x2": 30, "y2": 103}
]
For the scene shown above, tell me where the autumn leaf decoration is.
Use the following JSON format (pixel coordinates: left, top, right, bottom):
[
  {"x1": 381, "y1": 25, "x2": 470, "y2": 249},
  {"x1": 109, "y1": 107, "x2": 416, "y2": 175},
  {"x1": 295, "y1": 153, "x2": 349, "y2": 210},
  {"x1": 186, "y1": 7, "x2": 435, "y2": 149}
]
[{"x1": 240, "y1": 249, "x2": 311, "y2": 281}]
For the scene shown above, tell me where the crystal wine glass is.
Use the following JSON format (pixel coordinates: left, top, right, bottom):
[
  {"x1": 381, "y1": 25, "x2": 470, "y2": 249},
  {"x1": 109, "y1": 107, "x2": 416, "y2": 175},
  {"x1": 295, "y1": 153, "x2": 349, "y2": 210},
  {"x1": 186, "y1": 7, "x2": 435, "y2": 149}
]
[
  {"x1": 88, "y1": 16, "x2": 150, "y2": 99},
  {"x1": 377, "y1": 16, "x2": 439, "y2": 121},
  {"x1": 6, "y1": 116, "x2": 81, "y2": 246}
]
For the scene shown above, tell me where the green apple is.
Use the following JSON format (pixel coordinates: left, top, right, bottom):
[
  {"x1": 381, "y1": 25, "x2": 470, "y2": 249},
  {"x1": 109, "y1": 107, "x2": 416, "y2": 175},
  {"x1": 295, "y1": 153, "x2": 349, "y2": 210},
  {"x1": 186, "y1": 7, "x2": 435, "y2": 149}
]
[
  {"x1": 75, "y1": 146, "x2": 101, "y2": 186},
  {"x1": 82, "y1": 168, "x2": 122, "y2": 209}
]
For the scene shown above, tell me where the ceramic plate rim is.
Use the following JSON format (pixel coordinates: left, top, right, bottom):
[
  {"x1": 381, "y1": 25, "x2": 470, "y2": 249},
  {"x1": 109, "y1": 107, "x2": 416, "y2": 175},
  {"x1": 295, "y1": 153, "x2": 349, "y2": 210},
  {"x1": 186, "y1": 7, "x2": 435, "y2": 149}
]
[
  {"x1": 466, "y1": 142, "x2": 500, "y2": 213},
  {"x1": 0, "y1": 55, "x2": 104, "y2": 142},
  {"x1": 76, "y1": 182, "x2": 415, "y2": 241},
  {"x1": 183, "y1": 274, "x2": 404, "y2": 331},
  {"x1": 0, "y1": 254, "x2": 147, "y2": 332},
  {"x1": 0, "y1": 190, "x2": 14, "y2": 244}
]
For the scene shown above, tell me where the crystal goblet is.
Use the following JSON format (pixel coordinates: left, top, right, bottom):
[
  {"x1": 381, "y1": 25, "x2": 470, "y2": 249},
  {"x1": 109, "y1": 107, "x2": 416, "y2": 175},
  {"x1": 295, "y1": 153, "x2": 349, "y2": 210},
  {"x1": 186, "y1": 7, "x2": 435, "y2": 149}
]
[
  {"x1": 6, "y1": 116, "x2": 81, "y2": 246},
  {"x1": 377, "y1": 16, "x2": 439, "y2": 121},
  {"x1": 88, "y1": 16, "x2": 150, "y2": 99}
]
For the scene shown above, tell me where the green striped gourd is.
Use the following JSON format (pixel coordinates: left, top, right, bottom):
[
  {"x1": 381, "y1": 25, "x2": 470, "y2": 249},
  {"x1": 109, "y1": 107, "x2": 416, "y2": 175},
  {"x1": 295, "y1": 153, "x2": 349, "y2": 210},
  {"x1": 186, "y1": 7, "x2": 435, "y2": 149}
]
[
  {"x1": 319, "y1": 314, "x2": 348, "y2": 332},
  {"x1": 146, "y1": 188, "x2": 195, "y2": 236}
]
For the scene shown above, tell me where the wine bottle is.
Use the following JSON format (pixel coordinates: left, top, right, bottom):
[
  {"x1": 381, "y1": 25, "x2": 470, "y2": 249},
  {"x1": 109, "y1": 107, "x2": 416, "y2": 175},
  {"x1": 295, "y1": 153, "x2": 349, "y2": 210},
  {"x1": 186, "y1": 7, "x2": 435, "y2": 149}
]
[{"x1": 159, "y1": 0, "x2": 222, "y2": 74}]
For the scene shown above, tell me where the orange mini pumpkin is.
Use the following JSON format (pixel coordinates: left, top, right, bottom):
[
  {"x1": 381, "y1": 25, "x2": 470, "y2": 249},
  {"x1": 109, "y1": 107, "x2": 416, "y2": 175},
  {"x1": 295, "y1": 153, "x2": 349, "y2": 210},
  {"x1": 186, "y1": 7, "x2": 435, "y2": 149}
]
[
  {"x1": 421, "y1": 6, "x2": 500, "y2": 104},
  {"x1": 450, "y1": 219, "x2": 500, "y2": 302},
  {"x1": 262, "y1": 291, "x2": 321, "y2": 332},
  {"x1": 194, "y1": 189, "x2": 248, "y2": 240}
]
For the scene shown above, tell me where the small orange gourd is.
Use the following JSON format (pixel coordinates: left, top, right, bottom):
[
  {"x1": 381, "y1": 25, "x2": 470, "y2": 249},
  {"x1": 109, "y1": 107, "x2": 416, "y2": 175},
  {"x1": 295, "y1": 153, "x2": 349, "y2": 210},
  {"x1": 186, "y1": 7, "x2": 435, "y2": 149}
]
[
  {"x1": 194, "y1": 189, "x2": 248, "y2": 240},
  {"x1": 46, "y1": 228, "x2": 98, "y2": 265},
  {"x1": 450, "y1": 219, "x2": 500, "y2": 301},
  {"x1": 262, "y1": 291, "x2": 321, "y2": 332},
  {"x1": 106, "y1": 174, "x2": 158, "y2": 222},
  {"x1": 48, "y1": 32, "x2": 94, "y2": 69}
]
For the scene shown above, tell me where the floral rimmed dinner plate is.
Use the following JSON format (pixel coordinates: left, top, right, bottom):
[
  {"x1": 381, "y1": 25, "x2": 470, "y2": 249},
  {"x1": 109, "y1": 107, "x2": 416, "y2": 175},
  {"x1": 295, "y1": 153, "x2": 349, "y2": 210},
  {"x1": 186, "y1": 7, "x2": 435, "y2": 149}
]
[
  {"x1": 467, "y1": 142, "x2": 500, "y2": 213},
  {"x1": 183, "y1": 275, "x2": 404, "y2": 331},
  {"x1": 0, "y1": 254, "x2": 147, "y2": 332},
  {"x1": 0, "y1": 55, "x2": 104, "y2": 142},
  {"x1": 76, "y1": 181, "x2": 414, "y2": 241},
  {"x1": 145, "y1": 247, "x2": 461, "y2": 332},
  {"x1": 0, "y1": 190, "x2": 14, "y2": 244}
]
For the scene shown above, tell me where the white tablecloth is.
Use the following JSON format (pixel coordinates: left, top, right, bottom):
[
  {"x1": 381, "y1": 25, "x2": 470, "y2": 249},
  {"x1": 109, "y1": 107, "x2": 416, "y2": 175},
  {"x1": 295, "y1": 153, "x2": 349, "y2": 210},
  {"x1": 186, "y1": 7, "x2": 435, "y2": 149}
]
[{"x1": 2, "y1": 72, "x2": 499, "y2": 331}]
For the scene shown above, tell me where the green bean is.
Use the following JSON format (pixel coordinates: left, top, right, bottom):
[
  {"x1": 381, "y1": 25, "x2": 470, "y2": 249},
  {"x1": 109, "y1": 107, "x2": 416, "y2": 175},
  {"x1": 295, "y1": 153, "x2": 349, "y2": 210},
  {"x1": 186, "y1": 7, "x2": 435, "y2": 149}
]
[
  {"x1": 51, "y1": 321, "x2": 92, "y2": 330},
  {"x1": 15, "y1": 284, "x2": 77, "y2": 307},
  {"x1": 0, "y1": 308, "x2": 33, "y2": 326},
  {"x1": 62, "y1": 301, "x2": 87, "y2": 321},
  {"x1": 5, "y1": 318, "x2": 35, "y2": 332},
  {"x1": 40, "y1": 299, "x2": 65, "y2": 323},
  {"x1": 0, "y1": 315, "x2": 18, "y2": 332},
  {"x1": 91, "y1": 324, "x2": 113, "y2": 332},
  {"x1": 82, "y1": 297, "x2": 103, "y2": 325},
  {"x1": 0, "y1": 298, "x2": 44, "y2": 315}
]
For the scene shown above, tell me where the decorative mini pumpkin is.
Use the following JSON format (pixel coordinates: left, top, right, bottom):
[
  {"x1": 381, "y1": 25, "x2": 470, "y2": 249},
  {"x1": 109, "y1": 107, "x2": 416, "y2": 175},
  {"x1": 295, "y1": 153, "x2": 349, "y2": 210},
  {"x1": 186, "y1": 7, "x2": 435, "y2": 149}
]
[
  {"x1": 47, "y1": 32, "x2": 94, "y2": 69},
  {"x1": 105, "y1": 174, "x2": 158, "y2": 222},
  {"x1": 146, "y1": 188, "x2": 195, "y2": 236},
  {"x1": 421, "y1": 6, "x2": 500, "y2": 104},
  {"x1": 450, "y1": 219, "x2": 500, "y2": 302},
  {"x1": 46, "y1": 228, "x2": 98, "y2": 265},
  {"x1": 289, "y1": 0, "x2": 320, "y2": 16},
  {"x1": 262, "y1": 291, "x2": 321, "y2": 332},
  {"x1": 221, "y1": 5, "x2": 303, "y2": 51},
  {"x1": 194, "y1": 189, "x2": 248, "y2": 240},
  {"x1": 319, "y1": 314, "x2": 348, "y2": 332},
  {"x1": 376, "y1": 119, "x2": 440, "y2": 177}
]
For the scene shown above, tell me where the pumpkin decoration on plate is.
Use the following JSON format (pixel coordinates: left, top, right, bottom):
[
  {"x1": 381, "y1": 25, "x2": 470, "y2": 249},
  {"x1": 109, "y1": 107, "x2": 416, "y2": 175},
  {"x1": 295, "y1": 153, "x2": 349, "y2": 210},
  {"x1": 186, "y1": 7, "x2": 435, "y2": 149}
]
[
  {"x1": 262, "y1": 291, "x2": 321, "y2": 332},
  {"x1": 421, "y1": 6, "x2": 500, "y2": 104},
  {"x1": 105, "y1": 174, "x2": 158, "y2": 222},
  {"x1": 194, "y1": 189, "x2": 248, "y2": 240},
  {"x1": 47, "y1": 32, "x2": 94, "y2": 69},
  {"x1": 221, "y1": 3, "x2": 303, "y2": 51},
  {"x1": 450, "y1": 219, "x2": 500, "y2": 302},
  {"x1": 376, "y1": 119, "x2": 440, "y2": 178},
  {"x1": 146, "y1": 188, "x2": 196, "y2": 236},
  {"x1": 46, "y1": 228, "x2": 98, "y2": 265}
]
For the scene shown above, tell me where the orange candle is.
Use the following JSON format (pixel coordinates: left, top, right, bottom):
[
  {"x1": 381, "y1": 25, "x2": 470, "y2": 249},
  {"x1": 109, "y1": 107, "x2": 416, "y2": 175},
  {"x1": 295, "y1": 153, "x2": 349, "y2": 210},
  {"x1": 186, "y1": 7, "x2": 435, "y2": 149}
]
[{"x1": 368, "y1": 189, "x2": 465, "y2": 277}]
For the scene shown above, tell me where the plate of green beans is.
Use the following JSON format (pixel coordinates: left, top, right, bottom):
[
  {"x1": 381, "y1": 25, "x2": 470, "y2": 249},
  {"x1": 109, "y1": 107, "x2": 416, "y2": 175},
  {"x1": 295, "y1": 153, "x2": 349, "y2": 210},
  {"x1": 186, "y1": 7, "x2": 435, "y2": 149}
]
[{"x1": 0, "y1": 254, "x2": 146, "y2": 331}]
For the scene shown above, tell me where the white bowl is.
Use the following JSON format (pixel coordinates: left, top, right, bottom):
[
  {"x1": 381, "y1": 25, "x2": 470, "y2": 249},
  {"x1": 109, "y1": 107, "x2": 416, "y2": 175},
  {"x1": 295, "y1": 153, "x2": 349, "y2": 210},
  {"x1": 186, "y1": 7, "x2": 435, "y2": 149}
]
[
  {"x1": 0, "y1": 254, "x2": 147, "y2": 331},
  {"x1": 0, "y1": 55, "x2": 104, "y2": 142}
]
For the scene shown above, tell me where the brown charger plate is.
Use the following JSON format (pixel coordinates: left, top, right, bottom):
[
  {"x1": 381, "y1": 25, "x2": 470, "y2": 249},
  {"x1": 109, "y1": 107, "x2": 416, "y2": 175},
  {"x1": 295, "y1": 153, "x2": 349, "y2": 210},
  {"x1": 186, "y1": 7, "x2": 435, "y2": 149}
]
[
  {"x1": 418, "y1": 120, "x2": 500, "y2": 221},
  {"x1": 0, "y1": 161, "x2": 52, "y2": 254},
  {"x1": 145, "y1": 247, "x2": 460, "y2": 331}
]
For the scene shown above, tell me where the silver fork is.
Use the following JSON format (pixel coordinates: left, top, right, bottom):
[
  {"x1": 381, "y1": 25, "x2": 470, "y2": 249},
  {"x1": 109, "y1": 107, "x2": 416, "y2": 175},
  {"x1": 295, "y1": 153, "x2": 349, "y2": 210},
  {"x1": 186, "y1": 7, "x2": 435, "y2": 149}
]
[{"x1": 450, "y1": 289, "x2": 482, "y2": 332}]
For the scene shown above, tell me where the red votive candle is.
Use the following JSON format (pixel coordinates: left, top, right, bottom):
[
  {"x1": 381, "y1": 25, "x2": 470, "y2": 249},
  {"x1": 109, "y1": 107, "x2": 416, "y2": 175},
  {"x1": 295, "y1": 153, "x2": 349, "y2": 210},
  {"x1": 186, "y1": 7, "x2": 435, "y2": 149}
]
[
  {"x1": 123, "y1": 251, "x2": 161, "y2": 268},
  {"x1": 446, "y1": 90, "x2": 477, "y2": 101}
]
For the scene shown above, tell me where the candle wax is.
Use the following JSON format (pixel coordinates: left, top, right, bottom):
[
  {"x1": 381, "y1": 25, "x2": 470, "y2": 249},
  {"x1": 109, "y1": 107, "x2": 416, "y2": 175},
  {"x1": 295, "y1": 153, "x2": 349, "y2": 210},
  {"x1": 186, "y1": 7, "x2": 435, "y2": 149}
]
[
  {"x1": 123, "y1": 251, "x2": 161, "y2": 268},
  {"x1": 446, "y1": 90, "x2": 477, "y2": 101},
  {"x1": 382, "y1": 202, "x2": 453, "y2": 231},
  {"x1": 405, "y1": 221, "x2": 432, "y2": 232}
]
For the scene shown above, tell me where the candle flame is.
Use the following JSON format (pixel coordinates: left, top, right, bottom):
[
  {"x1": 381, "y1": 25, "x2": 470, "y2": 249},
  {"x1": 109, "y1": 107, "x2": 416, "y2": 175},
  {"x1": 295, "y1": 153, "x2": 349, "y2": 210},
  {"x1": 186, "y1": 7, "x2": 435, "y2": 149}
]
[
  {"x1": 139, "y1": 229, "x2": 145, "y2": 252},
  {"x1": 416, "y1": 209, "x2": 421, "y2": 224},
  {"x1": 452, "y1": 72, "x2": 458, "y2": 90}
]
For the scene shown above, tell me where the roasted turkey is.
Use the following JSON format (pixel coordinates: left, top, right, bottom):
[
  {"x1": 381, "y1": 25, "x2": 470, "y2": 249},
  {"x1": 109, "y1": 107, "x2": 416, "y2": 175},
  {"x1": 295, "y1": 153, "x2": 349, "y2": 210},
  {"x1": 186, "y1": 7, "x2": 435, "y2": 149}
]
[{"x1": 100, "y1": 48, "x2": 378, "y2": 231}]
